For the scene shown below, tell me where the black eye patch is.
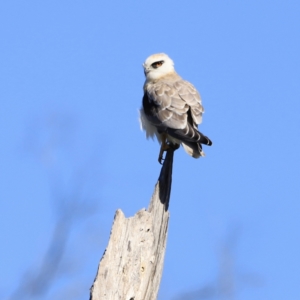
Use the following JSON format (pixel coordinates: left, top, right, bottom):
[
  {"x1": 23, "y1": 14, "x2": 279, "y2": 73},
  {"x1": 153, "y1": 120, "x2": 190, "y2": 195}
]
[{"x1": 151, "y1": 60, "x2": 164, "y2": 69}]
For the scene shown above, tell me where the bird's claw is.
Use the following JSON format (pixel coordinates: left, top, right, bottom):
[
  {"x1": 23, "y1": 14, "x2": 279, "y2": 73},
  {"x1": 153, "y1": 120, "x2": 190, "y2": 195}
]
[
  {"x1": 158, "y1": 143, "x2": 180, "y2": 164},
  {"x1": 158, "y1": 155, "x2": 165, "y2": 165}
]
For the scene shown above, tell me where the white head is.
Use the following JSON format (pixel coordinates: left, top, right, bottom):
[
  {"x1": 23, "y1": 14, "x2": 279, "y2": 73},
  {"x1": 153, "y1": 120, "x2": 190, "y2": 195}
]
[{"x1": 143, "y1": 53, "x2": 175, "y2": 81}]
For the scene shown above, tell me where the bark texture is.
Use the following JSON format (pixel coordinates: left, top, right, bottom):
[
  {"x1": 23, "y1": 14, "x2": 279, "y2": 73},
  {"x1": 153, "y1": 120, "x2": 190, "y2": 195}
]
[{"x1": 90, "y1": 149, "x2": 174, "y2": 300}]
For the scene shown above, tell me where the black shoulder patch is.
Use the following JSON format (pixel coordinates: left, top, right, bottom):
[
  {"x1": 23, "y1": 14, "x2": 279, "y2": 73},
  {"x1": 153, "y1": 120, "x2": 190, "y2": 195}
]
[{"x1": 143, "y1": 92, "x2": 157, "y2": 117}]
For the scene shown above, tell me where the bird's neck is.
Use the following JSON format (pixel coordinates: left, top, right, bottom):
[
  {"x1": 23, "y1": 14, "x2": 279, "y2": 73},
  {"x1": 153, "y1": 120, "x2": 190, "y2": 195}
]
[{"x1": 144, "y1": 72, "x2": 181, "y2": 86}]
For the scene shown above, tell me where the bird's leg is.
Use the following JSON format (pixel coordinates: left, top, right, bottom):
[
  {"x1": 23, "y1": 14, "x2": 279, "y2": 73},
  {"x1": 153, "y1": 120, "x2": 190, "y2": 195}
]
[{"x1": 158, "y1": 133, "x2": 170, "y2": 164}]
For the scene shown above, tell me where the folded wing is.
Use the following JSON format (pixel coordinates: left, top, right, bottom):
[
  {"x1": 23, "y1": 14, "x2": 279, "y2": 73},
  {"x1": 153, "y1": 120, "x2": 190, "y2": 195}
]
[{"x1": 143, "y1": 79, "x2": 212, "y2": 157}]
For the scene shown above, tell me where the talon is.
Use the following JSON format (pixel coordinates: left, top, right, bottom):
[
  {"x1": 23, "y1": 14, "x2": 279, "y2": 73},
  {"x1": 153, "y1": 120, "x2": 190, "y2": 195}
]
[
  {"x1": 158, "y1": 133, "x2": 169, "y2": 164},
  {"x1": 158, "y1": 152, "x2": 167, "y2": 164},
  {"x1": 158, "y1": 156, "x2": 164, "y2": 165}
]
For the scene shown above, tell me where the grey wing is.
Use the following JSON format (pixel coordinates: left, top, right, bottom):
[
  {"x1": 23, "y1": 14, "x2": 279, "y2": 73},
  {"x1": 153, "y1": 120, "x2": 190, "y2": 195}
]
[
  {"x1": 146, "y1": 80, "x2": 203, "y2": 129},
  {"x1": 174, "y1": 80, "x2": 204, "y2": 126},
  {"x1": 144, "y1": 80, "x2": 211, "y2": 147},
  {"x1": 145, "y1": 81, "x2": 190, "y2": 130}
]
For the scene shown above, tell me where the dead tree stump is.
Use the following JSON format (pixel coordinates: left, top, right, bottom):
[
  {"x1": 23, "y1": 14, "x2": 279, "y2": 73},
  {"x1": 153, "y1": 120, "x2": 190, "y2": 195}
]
[{"x1": 90, "y1": 148, "x2": 175, "y2": 300}]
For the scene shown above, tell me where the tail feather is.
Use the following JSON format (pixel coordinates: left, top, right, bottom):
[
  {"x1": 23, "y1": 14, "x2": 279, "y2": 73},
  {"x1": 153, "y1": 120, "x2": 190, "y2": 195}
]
[
  {"x1": 181, "y1": 142, "x2": 204, "y2": 158},
  {"x1": 166, "y1": 123, "x2": 212, "y2": 158},
  {"x1": 167, "y1": 123, "x2": 212, "y2": 146}
]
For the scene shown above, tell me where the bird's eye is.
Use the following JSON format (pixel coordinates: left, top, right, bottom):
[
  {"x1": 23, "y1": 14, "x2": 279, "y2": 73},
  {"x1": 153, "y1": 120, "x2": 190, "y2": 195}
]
[{"x1": 151, "y1": 60, "x2": 164, "y2": 69}]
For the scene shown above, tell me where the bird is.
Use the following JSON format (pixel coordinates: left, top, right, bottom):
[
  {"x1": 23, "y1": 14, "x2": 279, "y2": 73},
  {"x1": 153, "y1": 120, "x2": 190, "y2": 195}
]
[{"x1": 139, "y1": 53, "x2": 212, "y2": 164}]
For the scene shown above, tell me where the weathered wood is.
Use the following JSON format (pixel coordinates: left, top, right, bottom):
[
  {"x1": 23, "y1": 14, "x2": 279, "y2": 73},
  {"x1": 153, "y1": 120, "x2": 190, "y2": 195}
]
[{"x1": 90, "y1": 148, "x2": 174, "y2": 300}]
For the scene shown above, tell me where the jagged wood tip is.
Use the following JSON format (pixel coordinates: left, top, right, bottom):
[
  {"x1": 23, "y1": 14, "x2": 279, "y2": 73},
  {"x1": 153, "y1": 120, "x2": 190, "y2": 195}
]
[{"x1": 89, "y1": 147, "x2": 175, "y2": 300}]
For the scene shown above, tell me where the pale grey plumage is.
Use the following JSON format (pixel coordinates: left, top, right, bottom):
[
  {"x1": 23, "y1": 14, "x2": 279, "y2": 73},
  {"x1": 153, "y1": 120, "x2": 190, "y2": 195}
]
[
  {"x1": 140, "y1": 53, "x2": 212, "y2": 161},
  {"x1": 145, "y1": 74, "x2": 203, "y2": 129}
]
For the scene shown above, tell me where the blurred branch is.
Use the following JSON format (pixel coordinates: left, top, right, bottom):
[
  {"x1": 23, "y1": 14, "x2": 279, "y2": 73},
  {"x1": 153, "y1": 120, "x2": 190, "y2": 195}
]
[
  {"x1": 10, "y1": 185, "x2": 98, "y2": 300},
  {"x1": 9, "y1": 112, "x2": 102, "y2": 300}
]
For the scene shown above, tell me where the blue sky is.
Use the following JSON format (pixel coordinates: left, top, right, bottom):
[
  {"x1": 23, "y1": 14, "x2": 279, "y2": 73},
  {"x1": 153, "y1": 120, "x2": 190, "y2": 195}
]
[{"x1": 1, "y1": 1, "x2": 300, "y2": 299}]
